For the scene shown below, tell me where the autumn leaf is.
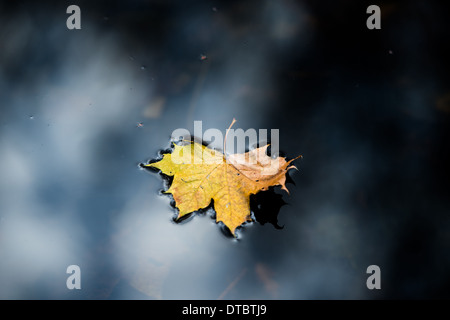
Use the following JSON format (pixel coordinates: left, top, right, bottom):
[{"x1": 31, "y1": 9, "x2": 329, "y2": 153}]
[{"x1": 143, "y1": 123, "x2": 300, "y2": 235}]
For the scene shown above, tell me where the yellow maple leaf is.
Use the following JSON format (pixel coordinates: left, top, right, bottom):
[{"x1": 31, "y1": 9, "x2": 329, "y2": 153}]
[{"x1": 144, "y1": 123, "x2": 300, "y2": 235}]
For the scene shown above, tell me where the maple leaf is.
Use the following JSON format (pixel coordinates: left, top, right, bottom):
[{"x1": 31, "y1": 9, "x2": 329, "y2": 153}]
[{"x1": 143, "y1": 122, "x2": 300, "y2": 236}]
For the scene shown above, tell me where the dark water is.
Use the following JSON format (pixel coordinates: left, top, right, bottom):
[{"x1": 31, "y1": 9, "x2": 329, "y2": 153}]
[{"x1": 0, "y1": 0, "x2": 449, "y2": 299}]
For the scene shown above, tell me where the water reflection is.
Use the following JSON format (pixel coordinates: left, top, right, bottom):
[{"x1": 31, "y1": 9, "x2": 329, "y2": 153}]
[{"x1": 0, "y1": 0, "x2": 449, "y2": 299}]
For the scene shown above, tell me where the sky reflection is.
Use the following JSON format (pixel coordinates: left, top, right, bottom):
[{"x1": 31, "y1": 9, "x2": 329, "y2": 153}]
[{"x1": 0, "y1": 0, "x2": 449, "y2": 299}]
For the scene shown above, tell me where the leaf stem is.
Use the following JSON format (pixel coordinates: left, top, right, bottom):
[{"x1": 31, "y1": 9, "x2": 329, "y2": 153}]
[{"x1": 224, "y1": 118, "x2": 236, "y2": 158}]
